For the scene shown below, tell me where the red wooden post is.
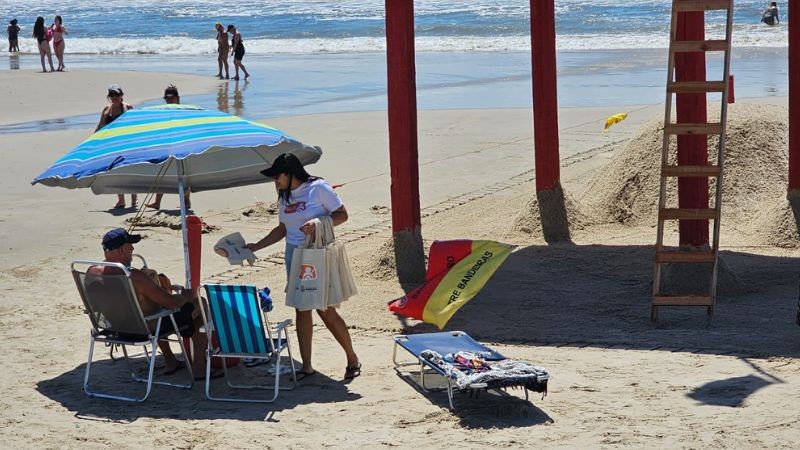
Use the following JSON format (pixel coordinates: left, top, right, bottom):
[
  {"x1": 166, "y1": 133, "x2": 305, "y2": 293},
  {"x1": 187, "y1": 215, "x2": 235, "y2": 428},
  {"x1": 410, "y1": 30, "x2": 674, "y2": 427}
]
[
  {"x1": 790, "y1": 2, "x2": 800, "y2": 192},
  {"x1": 187, "y1": 215, "x2": 202, "y2": 291},
  {"x1": 385, "y1": 0, "x2": 421, "y2": 233},
  {"x1": 728, "y1": 75, "x2": 735, "y2": 104},
  {"x1": 674, "y1": 11, "x2": 709, "y2": 247},
  {"x1": 530, "y1": 0, "x2": 560, "y2": 193}
]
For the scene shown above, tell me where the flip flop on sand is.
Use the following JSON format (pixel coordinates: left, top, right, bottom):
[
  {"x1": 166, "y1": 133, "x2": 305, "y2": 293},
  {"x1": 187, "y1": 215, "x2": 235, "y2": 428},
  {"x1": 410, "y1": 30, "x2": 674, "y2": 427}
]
[
  {"x1": 344, "y1": 362, "x2": 362, "y2": 380},
  {"x1": 294, "y1": 370, "x2": 316, "y2": 381},
  {"x1": 163, "y1": 360, "x2": 186, "y2": 375}
]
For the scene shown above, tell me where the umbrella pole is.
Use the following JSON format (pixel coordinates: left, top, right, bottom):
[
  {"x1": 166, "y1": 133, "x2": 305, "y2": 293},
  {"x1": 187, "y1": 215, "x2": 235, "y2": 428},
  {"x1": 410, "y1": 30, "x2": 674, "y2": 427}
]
[{"x1": 177, "y1": 160, "x2": 191, "y2": 290}]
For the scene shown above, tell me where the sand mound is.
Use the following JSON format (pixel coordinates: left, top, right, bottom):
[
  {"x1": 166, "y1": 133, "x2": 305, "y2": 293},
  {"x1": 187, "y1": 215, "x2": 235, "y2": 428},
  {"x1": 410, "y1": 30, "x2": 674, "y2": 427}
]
[
  {"x1": 513, "y1": 186, "x2": 587, "y2": 237},
  {"x1": 755, "y1": 196, "x2": 800, "y2": 248},
  {"x1": 582, "y1": 102, "x2": 793, "y2": 242},
  {"x1": 352, "y1": 238, "x2": 399, "y2": 281},
  {"x1": 125, "y1": 214, "x2": 219, "y2": 233}
]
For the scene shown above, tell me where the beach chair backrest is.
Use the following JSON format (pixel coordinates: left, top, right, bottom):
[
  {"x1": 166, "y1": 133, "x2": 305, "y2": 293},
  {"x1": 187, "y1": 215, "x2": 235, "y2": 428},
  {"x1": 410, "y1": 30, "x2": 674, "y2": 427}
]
[
  {"x1": 72, "y1": 262, "x2": 151, "y2": 337},
  {"x1": 203, "y1": 284, "x2": 271, "y2": 355}
]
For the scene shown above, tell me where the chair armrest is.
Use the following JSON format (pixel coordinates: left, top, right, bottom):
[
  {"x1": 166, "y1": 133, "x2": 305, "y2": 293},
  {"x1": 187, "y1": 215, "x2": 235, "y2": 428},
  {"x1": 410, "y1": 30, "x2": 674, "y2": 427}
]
[
  {"x1": 144, "y1": 308, "x2": 178, "y2": 321},
  {"x1": 273, "y1": 319, "x2": 293, "y2": 333}
]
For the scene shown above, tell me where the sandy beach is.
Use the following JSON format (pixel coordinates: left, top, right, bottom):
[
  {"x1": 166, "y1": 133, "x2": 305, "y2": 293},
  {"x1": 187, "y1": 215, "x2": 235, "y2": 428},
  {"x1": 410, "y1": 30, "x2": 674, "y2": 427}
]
[{"x1": 1, "y1": 66, "x2": 799, "y2": 449}]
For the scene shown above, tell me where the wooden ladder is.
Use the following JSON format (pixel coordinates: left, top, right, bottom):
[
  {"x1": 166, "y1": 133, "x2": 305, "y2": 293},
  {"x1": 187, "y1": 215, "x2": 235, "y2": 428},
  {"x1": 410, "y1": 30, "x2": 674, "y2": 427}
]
[{"x1": 652, "y1": 0, "x2": 733, "y2": 322}]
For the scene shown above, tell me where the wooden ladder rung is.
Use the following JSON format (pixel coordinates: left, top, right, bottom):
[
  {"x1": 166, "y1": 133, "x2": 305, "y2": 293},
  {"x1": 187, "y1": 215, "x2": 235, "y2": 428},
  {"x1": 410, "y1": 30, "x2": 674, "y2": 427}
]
[
  {"x1": 664, "y1": 123, "x2": 723, "y2": 135},
  {"x1": 659, "y1": 208, "x2": 718, "y2": 220},
  {"x1": 652, "y1": 295, "x2": 713, "y2": 306},
  {"x1": 667, "y1": 81, "x2": 726, "y2": 93},
  {"x1": 662, "y1": 165, "x2": 721, "y2": 177},
  {"x1": 656, "y1": 250, "x2": 716, "y2": 263},
  {"x1": 672, "y1": 0, "x2": 731, "y2": 12},
  {"x1": 671, "y1": 40, "x2": 728, "y2": 53}
]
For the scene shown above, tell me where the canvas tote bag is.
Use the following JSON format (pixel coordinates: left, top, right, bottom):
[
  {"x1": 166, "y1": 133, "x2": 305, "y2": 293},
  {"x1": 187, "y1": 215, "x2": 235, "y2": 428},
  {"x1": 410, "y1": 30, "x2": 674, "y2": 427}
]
[
  {"x1": 286, "y1": 221, "x2": 329, "y2": 311},
  {"x1": 318, "y1": 217, "x2": 358, "y2": 307}
]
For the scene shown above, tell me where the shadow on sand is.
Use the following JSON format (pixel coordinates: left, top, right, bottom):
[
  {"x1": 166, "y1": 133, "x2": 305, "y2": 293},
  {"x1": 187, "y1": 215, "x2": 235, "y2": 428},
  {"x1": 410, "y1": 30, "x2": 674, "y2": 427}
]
[
  {"x1": 398, "y1": 244, "x2": 800, "y2": 358},
  {"x1": 36, "y1": 357, "x2": 360, "y2": 422}
]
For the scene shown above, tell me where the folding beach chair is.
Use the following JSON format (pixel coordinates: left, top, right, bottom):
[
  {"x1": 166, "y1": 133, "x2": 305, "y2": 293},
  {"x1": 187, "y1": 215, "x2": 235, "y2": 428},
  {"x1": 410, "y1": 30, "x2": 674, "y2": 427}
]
[
  {"x1": 71, "y1": 257, "x2": 194, "y2": 402},
  {"x1": 393, "y1": 331, "x2": 549, "y2": 410},
  {"x1": 201, "y1": 284, "x2": 296, "y2": 402}
]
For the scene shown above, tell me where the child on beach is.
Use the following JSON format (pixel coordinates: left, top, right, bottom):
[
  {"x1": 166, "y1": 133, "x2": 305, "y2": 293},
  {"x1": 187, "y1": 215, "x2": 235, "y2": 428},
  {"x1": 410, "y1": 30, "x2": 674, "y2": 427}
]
[
  {"x1": 95, "y1": 84, "x2": 137, "y2": 209},
  {"x1": 32, "y1": 16, "x2": 55, "y2": 72},
  {"x1": 50, "y1": 15, "x2": 67, "y2": 71},
  {"x1": 7, "y1": 19, "x2": 20, "y2": 52},
  {"x1": 227, "y1": 24, "x2": 249, "y2": 80},
  {"x1": 215, "y1": 22, "x2": 229, "y2": 79}
]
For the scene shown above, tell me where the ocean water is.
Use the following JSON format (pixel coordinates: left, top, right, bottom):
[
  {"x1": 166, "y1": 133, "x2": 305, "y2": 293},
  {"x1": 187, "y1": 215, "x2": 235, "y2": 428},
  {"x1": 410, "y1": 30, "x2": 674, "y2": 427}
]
[
  {"x1": 0, "y1": 1, "x2": 789, "y2": 131},
  {"x1": 0, "y1": 0, "x2": 788, "y2": 55}
]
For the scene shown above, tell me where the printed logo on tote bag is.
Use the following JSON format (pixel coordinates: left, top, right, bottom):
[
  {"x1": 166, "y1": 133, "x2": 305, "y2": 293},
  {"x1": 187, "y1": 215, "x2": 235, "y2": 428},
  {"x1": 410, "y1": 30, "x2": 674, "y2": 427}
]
[{"x1": 300, "y1": 264, "x2": 318, "y2": 280}]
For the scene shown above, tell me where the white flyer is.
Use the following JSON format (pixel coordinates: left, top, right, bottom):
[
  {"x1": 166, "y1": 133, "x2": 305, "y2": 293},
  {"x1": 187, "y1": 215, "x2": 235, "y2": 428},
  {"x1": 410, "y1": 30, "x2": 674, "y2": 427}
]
[{"x1": 213, "y1": 232, "x2": 257, "y2": 265}]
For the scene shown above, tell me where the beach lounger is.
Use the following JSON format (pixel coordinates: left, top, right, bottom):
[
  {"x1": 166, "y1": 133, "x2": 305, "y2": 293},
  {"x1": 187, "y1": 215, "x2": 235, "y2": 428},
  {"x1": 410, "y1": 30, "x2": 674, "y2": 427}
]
[
  {"x1": 71, "y1": 257, "x2": 194, "y2": 402},
  {"x1": 201, "y1": 284, "x2": 296, "y2": 402},
  {"x1": 393, "y1": 331, "x2": 549, "y2": 410}
]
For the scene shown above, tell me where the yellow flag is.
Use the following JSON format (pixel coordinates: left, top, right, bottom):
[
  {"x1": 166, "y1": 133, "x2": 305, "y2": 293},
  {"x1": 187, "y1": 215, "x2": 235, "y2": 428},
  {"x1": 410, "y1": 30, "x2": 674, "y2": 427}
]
[{"x1": 603, "y1": 113, "x2": 628, "y2": 132}]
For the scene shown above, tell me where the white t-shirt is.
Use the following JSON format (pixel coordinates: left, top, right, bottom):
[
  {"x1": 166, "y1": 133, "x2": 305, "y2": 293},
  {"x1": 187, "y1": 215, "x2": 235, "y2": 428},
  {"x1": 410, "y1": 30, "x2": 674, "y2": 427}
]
[{"x1": 279, "y1": 178, "x2": 343, "y2": 246}]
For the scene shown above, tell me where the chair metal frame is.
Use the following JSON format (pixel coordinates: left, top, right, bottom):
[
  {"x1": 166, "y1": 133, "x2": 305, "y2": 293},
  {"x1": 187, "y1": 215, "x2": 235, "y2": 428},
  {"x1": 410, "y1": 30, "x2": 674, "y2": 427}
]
[
  {"x1": 393, "y1": 331, "x2": 548, "y2": 410},
  {"x1": 72, "y1": 256, "x2": 194, "y2": 402},
  {"x1": 201, "y1": 284, "x2": 297, "y2": 403}
]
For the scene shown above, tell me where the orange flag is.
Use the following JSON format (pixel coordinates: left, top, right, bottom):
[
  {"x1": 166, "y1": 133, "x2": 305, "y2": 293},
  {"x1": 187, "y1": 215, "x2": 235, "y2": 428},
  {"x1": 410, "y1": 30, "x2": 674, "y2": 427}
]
[{"x1": 388, "y1": 240, "x2": 514, "y2": 329}]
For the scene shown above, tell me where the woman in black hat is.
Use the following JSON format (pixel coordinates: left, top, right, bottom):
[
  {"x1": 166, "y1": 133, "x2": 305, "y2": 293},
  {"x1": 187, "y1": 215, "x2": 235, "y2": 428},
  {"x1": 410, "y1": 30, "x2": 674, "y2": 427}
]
[{"x1": 246, "y1": 153, "x2": 361, "y2": 380}]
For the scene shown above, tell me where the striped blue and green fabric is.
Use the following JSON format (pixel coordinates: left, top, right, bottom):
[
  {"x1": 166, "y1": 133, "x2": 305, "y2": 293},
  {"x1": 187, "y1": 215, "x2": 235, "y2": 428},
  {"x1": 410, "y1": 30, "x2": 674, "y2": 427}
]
[
  {"x1": 32, "y1": 105, "x2": 322, "y2": 194},
  {"x1": 204, "y1": 284, "x2": 271, "y2": 355}
]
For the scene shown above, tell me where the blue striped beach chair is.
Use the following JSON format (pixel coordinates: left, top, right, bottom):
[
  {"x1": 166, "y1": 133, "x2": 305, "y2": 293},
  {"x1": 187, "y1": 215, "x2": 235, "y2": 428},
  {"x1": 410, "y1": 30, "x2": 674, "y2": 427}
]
[{"x1": 201, "y1": 284, "x2": 297, "y2": 402}]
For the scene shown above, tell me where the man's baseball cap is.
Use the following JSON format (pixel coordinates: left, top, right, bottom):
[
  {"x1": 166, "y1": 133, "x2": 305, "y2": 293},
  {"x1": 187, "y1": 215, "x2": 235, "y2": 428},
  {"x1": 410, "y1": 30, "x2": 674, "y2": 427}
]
[{"x1": 102, "y1": 228, "x2": 141, "y2": 251}]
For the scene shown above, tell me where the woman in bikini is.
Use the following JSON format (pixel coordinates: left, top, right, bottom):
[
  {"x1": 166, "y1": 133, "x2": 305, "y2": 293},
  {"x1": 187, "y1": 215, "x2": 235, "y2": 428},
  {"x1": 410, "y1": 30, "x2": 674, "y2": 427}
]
[
  {"x1": 32, "y1": 16, "x2": 54, "y2": 72},
  {"x1": 95, "y1": 84, "x2": 137, "y2": 209},
  {"x1": 227, "y1": 24, "x2": 249, "y2": 80},
  {"x1": 215, "y1": 22, "x2": 229, "y2": 79},
  {"x1": 50, "y1": 15, "x2": 67, "y2": 71}
]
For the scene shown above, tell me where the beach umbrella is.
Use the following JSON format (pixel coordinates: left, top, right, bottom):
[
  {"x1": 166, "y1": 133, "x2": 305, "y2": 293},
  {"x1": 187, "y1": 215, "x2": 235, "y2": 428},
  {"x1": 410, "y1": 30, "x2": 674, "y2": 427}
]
[{"x1": 32, "y1": 104, "x2": 322, "y2": 286}]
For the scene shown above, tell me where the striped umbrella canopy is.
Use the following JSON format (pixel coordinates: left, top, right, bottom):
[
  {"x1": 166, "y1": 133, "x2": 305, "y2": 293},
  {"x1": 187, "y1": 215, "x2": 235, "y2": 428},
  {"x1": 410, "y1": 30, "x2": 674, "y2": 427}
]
[{"x1": 32, "y1": 104, "x2": 322, "y2": 193}]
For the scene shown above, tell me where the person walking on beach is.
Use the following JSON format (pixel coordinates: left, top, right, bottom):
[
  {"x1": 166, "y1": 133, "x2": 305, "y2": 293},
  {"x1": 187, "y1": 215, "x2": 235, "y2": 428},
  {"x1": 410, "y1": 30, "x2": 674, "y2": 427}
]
[
  {"x1": 32, "y1": 16, "x2": 54, "y2": 72},
  {"x1": 146, "y1": 85, "x2": 192, "y2": 211},
  {"x1": 7, "y1": 19, "x2": 20, "y2": 52},
  {"x1": 227, "y1": 24, "x2": 249, "y2": 80},
  {"x1": 761, "y1": 2, "x2": 780, "y2": 26},
  {"x1": 50, "y1": 15, "x2": 67, "y2": 71},
  {"x1": 95, "y1": 84, "x2": 137, "y2": 209},
  {"x1": 215, "y1": 22, "x2": 229, "y2": 79},
  {"x1": 245, "y1": 153, "x2": 361, "y2": 381}
]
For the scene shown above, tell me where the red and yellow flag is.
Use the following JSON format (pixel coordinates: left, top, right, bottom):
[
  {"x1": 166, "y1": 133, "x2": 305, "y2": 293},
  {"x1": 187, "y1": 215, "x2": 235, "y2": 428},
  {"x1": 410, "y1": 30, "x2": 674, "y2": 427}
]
[{"x1": 388, "y1": 240, "x2": 514, "y2": 329}]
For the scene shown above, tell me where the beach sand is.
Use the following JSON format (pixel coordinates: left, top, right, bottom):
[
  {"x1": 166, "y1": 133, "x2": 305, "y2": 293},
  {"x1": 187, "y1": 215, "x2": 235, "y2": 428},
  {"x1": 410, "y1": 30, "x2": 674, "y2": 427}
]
[{"x1": 1, "y1": 69, "x2": 799, "y2": 448}]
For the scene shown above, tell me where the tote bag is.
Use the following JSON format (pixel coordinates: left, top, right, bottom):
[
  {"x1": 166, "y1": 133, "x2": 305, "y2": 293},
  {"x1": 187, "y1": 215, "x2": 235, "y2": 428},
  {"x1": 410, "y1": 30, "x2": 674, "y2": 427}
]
[
  {"x1": 286, "y1": 228, "x2": 328, "y2": 311},
  {"x1": 319, "y1": 217, "x2": 358, "y2": 307}
]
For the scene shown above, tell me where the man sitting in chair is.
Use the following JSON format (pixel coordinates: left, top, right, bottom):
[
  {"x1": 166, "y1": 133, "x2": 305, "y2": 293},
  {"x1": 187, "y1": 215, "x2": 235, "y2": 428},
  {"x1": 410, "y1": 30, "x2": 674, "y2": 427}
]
[{"x1": 89, "y1": 228, "x2": 209, "y2": 378}]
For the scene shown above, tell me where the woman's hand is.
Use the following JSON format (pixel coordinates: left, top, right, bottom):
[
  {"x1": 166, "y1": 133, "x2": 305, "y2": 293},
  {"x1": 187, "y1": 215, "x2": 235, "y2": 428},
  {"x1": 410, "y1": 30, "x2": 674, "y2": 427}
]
[{"x1": 300, "y1": 220, "x2": 317, "y2": 237}]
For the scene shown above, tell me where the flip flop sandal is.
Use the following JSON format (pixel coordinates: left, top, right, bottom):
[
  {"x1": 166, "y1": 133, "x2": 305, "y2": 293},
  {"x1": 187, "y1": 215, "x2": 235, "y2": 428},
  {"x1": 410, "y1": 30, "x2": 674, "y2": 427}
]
[
  {"x1": 294, "y1": 370, "x2": 317, "y2": 381},
  {"x1": 344, "y1": 362, "x2": 362, "y2": 380}
]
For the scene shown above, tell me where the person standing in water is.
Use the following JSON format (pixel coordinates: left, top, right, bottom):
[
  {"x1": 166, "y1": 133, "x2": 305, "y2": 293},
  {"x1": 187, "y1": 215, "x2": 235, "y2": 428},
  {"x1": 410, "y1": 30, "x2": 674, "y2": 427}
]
[
  {"x1": 50, "y1": 15, "x2": 67, "y2": 71},
  {"x1": 227, "y1": 24, "x2": 249, "y2": 80},
  {"x1": 215, "y1": 22, "x2": 229, "y2": 79},
  {"x1": 32, "y1": 16, "x2": 54, "y2": 72},
  {"x1": 761, "y1": 2, "x2": 780, "y2": 26},
  {"x1": 7, "y1": 19, "x2": 20, "y2": 53}
]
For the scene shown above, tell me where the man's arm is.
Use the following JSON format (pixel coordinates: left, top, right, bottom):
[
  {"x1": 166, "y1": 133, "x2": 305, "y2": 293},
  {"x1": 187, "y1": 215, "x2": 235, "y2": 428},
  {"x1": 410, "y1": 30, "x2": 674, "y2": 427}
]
[{"x1": 131, "y1": 270, "x2": 189, "y2": 309}]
